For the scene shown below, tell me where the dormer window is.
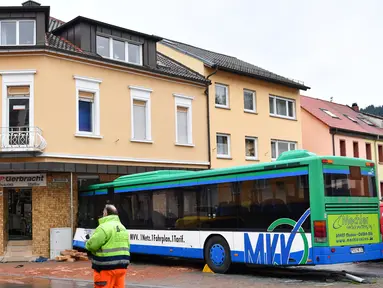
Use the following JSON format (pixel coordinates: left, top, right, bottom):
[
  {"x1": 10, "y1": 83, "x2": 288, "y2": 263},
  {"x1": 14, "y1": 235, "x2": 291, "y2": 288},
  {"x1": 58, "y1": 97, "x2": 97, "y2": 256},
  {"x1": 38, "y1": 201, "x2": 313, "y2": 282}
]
[
  {"x1": 0, "y1": 20, "x2": 35, "y2": 46},
  {"x1": 96, "y1": 35, "x2": 142, "y2": 65}
]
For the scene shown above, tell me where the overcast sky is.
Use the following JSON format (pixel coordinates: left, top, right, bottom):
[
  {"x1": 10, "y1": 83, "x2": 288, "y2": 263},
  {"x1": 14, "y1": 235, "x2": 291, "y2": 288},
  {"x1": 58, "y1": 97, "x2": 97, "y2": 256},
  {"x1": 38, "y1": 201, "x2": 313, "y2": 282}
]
[{"x1": 5, "y1": 0, "x2": 383, "y2": 108}]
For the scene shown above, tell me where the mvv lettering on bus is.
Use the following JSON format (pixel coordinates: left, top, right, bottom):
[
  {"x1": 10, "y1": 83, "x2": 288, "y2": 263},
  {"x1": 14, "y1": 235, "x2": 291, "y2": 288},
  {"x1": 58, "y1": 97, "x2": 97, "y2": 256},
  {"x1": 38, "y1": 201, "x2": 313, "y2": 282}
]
[
  {"x1": 245, "y1": 233, "x2": 298, "y2": 265},
  {"x1": 130, "y1": 233, "x2": 185, "y2": 243}
]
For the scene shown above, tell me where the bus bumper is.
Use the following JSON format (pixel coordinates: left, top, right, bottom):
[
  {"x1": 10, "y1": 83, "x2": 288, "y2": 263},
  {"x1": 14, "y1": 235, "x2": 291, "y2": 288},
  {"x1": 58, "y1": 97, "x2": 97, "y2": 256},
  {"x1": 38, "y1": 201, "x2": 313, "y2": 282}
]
[{"x1": 312, "y1": 243, "x2": 383, "y2": 265}]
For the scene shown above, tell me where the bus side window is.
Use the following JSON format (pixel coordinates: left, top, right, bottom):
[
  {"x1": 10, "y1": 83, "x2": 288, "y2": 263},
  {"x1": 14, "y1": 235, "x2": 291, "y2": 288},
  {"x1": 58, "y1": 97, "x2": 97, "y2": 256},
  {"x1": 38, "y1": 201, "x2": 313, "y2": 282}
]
[{"x1": 239, "y1": 174, "x2": 310, "y2": 232}]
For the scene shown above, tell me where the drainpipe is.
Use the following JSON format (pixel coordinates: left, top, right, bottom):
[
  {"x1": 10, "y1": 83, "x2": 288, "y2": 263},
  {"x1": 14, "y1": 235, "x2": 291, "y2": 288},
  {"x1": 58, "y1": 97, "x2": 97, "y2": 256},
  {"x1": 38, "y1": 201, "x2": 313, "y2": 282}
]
[
  {"x1": 204, "y1": 65, "x2": 218, "y2": 170},
  {"x1": 70, "y1": 172, "x2": 74, "y2": 244},
  {"x1": 331, "y1": 128, "x2": 337, "y2": 156}
]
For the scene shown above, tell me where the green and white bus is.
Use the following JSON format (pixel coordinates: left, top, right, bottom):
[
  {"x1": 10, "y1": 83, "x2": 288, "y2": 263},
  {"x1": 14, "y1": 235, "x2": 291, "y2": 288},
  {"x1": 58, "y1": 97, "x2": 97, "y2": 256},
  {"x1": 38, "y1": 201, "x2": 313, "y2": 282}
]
[{"x1": 74, "y1": 150, "x2": 382, "y2": 273}]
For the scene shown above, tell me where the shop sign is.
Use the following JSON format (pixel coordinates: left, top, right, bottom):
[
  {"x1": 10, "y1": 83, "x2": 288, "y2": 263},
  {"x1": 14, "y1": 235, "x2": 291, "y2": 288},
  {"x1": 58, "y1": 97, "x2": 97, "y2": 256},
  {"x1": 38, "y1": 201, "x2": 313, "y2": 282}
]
[{"x1": 0, "y1": 174, "x2": 47, "y2": 187}]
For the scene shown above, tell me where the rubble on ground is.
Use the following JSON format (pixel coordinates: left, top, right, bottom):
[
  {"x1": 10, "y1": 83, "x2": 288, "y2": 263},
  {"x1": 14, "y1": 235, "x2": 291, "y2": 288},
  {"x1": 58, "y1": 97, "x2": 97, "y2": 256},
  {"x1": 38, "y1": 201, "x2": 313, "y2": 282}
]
[{"x1": 55, "y1": 249, "x2": 88, "y2": 262}]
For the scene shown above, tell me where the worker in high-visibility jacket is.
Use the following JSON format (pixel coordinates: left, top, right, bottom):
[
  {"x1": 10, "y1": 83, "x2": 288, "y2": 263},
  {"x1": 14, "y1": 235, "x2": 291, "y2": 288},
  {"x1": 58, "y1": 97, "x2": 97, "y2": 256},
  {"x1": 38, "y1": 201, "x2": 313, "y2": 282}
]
[{"x1": 85, "y1": 204, "x2": 130, "y2": 288}]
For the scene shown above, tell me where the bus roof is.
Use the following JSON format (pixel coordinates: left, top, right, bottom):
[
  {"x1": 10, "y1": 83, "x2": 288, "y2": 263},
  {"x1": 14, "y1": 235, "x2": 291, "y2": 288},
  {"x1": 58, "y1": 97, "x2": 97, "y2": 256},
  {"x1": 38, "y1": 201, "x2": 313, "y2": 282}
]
[{"x1": 86, "y1": 150, "x2": 373, "y2": 192}]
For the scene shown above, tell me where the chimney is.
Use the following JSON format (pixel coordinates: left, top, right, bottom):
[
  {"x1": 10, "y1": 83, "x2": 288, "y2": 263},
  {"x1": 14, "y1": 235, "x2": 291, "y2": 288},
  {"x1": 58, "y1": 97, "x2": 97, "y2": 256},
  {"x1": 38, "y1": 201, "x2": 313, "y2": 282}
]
[
  {"x1": 352, "y1": 103, "x2": 359, "y2": 112},
  {"x1": 22, "y1": 1, "x2": 41, "y2": 6}
]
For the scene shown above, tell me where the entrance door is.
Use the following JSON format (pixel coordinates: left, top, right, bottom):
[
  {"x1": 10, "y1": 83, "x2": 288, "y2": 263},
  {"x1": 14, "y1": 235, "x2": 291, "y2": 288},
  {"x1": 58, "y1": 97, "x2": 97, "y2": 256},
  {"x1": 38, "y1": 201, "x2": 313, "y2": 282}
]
[{"x1": 8, "y1": 188, "x2": 32, "y2": 240}]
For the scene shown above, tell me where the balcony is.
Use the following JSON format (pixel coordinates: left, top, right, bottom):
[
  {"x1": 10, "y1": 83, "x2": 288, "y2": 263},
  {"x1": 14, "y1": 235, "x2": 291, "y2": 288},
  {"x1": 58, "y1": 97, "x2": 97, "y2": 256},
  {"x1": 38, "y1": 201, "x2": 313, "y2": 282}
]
[{"x1": 0, "y1": 127, "x2": 47, "y2": 154}]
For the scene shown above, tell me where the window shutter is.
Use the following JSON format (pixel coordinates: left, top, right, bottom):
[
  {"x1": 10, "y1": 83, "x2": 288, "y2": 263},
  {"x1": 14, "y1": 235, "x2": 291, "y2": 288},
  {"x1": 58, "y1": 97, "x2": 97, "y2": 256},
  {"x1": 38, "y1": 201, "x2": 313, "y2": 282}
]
[
  {"x1": 133, "y1": 100, "x2": 146, "y2": 140},
  {"x1": 8, "y1": 86, "x2": 30, "y2": 97},
  {"x1": 79, "y1": 91, "x2": 94, "y2": 101},
  {"x1": 177, "y1": 107, "x2": 188, "y2": 144}
]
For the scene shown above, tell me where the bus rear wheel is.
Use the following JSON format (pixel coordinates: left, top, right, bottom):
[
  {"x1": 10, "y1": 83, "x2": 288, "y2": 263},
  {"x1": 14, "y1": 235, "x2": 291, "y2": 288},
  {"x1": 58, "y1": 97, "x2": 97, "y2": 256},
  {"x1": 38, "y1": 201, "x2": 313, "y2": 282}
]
[{"x1": 204, "y1": 236, "x2": 232, "y2": 274}]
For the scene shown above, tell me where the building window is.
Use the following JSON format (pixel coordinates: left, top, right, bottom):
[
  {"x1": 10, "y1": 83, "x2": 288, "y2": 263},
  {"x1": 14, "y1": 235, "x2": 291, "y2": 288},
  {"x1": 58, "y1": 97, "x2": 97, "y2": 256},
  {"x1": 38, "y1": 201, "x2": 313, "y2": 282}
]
[
  {"x1": 1, "y1": 70, "x2": 36, "y2": 149},
  {"x1": 128, "y1": 43, "x2": 141, "y2": 64},
  {"x1": 379, "y1": 145, "x2": 383, "y2": 163},
  {"x1": 130, "y1": 86, "x2": 152, "y2": 142},
  {"x1": 174, "y1": 94, "x2": 193, "y2": 146},
  {"x1": 78, "y1": 91, "x2": 94, "y2": 133},
  {"x1": 96, "y1": 35, "x2": 142, "y2": 65},
  {"x1": 132, "y1": 100, "x2": 147, "y2": 140},
  {"x1": 353, "y1": 141, "x2": 359, "y2": 158},
  {"x1": 380, "y1": 182, "x2": 383, "y2": 196},
  {"x1": 245, "y1": 137, "x2": 258, "y2": 160},
  {"x1": 96, "y1": 35, "x2": 109, "y2": 57},
  {"x1": 113, "y1": 39, "x2": 125, "y2": 61},
  {"x1": 216, "y1": 133, "x2": 231, "y2": 158},
  {"x1": 244, "y1": 89, "x2": 256, "y2": 113},
  {"x1": 0, "y1": 20, "x2": 35, "y2": 46},
  {"x1": 215, "y1": 84, "x2": 229, "y2": 108},
  {"x1": 269, "y1": 95, "x2": 295, "y2": 119},
  {"x1": 75, "y1": 76, "x2": 101, "y2": 138},
  {"x1": 271, "y1": 140, "x2": 296, "y2": 160},
  {"x1": 340, "y1": 140, "x2": 346, "y2": 156},
  {"x1": 366, "y1": 143, "x2": 372, "y2": 160}
]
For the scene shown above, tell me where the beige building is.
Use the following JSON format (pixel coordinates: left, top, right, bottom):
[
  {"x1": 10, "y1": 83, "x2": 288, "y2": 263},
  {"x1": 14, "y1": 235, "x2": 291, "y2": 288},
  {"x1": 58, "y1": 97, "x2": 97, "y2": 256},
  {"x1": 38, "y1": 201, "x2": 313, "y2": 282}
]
[
  {"x1": 0, "y1": 1, "x2": 210, "y2": 260},
  {"x1": 158, "y1": 40, "x2": 310, "y2": 168}
]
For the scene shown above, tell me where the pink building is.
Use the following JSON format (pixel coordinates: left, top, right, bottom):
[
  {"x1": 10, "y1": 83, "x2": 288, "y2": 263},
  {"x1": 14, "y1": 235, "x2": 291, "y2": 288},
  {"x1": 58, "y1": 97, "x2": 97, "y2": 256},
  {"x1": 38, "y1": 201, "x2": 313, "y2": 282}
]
[{"x1": 301, "y1": 96, "x2": 383, "y2": 196}]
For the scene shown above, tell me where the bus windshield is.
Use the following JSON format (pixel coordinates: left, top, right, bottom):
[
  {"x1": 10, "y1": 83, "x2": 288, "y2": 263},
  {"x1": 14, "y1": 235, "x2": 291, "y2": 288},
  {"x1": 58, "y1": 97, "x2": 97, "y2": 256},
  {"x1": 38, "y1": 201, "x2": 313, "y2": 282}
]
[{"x1": 324, "y1": 166, "x2": 377, "y2": 197}]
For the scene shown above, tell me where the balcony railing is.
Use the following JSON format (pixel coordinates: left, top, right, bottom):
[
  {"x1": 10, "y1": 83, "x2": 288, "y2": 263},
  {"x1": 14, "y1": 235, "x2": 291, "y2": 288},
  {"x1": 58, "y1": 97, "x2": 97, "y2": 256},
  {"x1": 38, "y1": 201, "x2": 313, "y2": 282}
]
[{"x1": 0, "y1": 126, "x2": 47, "y2": 152}]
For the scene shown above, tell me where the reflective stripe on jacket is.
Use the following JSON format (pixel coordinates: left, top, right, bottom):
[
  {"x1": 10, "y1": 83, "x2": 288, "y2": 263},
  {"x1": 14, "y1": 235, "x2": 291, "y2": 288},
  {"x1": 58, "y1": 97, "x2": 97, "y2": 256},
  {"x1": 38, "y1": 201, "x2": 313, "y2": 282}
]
[{"x1": 85, "y1": 215, "x2": 130, "y2": 272}]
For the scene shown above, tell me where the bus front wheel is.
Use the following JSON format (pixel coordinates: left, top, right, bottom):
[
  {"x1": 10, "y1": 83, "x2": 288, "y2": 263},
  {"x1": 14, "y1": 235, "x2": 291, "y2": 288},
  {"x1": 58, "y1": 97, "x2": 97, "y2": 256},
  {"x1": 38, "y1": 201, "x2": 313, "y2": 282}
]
[{"x1": 204, "y1": 236, "x2": 232, "y2": 274}]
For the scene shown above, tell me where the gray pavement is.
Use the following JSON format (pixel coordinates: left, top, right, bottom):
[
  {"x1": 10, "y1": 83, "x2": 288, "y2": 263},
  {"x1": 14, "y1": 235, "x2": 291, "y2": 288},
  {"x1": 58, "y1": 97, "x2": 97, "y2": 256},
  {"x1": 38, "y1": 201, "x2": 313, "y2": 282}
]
[{"x1": 2, "y1": 261, "x2": 383, "y2": 287}]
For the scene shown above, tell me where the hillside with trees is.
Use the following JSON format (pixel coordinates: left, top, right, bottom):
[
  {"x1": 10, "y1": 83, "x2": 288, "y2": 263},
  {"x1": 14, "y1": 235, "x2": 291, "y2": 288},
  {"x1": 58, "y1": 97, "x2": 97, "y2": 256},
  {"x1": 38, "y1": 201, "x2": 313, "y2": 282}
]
[{"x1": 361, "y1": 105, "x2": 383, "y2": 117}]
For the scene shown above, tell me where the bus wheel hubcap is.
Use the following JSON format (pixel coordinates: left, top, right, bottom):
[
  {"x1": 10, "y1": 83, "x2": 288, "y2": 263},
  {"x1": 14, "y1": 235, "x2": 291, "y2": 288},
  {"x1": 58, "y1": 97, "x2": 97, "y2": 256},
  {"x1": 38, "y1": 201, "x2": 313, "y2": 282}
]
[{"x1": 210, "y1": 244, "x2": 225, "y2": 266}]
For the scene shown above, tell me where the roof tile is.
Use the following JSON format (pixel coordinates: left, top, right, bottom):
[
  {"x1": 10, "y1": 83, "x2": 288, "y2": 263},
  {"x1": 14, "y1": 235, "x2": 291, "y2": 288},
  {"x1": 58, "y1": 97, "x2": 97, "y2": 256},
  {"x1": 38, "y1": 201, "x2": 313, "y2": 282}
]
[{"x1": 161, "y1": 39, "x2": 309, "y2": 90}]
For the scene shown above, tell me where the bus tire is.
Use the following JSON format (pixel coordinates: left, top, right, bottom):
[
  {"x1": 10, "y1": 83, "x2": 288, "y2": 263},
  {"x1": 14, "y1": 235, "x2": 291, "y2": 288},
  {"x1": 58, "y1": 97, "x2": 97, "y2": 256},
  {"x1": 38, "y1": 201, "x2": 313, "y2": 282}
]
[{"x1": 204, "y1": 236, "x2": 232, "y2": 274}]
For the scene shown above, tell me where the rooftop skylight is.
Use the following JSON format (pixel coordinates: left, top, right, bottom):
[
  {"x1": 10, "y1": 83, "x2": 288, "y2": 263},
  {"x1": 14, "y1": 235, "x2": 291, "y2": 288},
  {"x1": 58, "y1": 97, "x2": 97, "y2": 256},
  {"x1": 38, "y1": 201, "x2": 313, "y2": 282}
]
[
  {"x1": 320, "y1": 108, "x2": 339, "y2": 118},
  {"x1": 358, "y1": 117, "x2": 375, "y2": 126},
  {"x1": 343, "y1": 114, "x2": 358, "y2": 123}
]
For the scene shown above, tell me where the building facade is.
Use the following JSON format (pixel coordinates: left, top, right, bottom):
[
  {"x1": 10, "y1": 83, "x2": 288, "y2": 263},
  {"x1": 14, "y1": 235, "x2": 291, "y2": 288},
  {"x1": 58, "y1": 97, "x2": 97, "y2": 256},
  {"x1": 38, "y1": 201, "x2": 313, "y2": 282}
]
[
  {"x1": 0, "y1": 1, "x2": 210, "y2": 260},
  {"x1": 158, "y1": 40, "x2": 310, "y2": 168},
  {"x1": 301, "y1": 96, "x2": 383, "y2": 197}
]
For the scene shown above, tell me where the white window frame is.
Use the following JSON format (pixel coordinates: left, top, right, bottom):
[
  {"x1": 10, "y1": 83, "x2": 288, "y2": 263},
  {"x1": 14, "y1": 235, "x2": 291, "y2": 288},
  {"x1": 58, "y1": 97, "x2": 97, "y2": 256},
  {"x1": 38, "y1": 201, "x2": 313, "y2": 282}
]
[
  {"x1": 245, "y1": 136, "x2": 258, "y2": 160},
  {"x1": 1, "y1": 70, "x2": 36, "y2": 150},
  {"x1": 244, "y1": 89, "x2": 256, "y2": 113},
  {"x1": 74, "y1": 75, "x2": 102, "y2": 139},
  {"x1": 271, "y1": 139, "x2": 297, "y2": 161},
  {"x1": 129, "y1": 86, "x2": 152, "y2": 143},
  {"x1": 216, "y1": 133, "x2": 231, "y2": 159},
  {"x1": 215, "y1": 83, "x2": 229, "y2": 109},
  {"x1": 174, "y1": 94, "x2": 194, "y2": 147},
  {"x1": 97, "y1": 34, "x2": 143, "y2": 66},
  {"x1": 269, "y1": 95, "x2": 296, "y2": 120},
  {"x1": 0, "y1": 20, "x2": 36, "y2": 46}
]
